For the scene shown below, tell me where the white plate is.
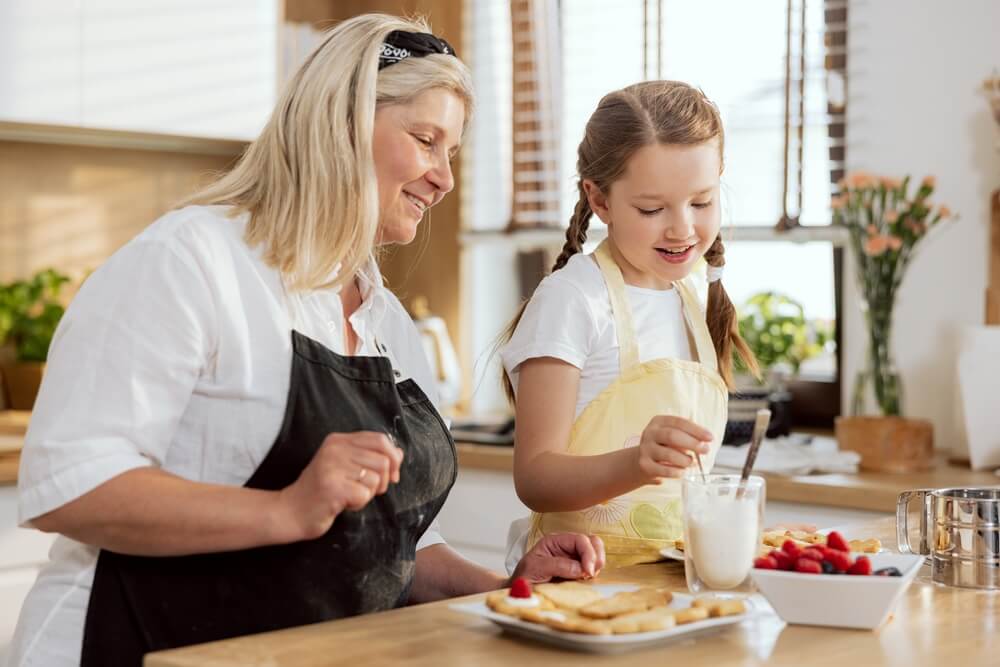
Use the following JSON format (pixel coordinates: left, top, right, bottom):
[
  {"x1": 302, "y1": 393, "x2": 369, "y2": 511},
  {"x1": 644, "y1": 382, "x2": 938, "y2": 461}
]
[{"x1": 450, "y1": 585, "x2": 762, "y2": 654}]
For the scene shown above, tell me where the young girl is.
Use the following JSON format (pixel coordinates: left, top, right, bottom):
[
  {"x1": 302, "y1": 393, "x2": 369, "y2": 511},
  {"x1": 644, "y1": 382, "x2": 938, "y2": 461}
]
[{"x1": 501, "y1": 80, "x2": 758, "y2": 568}]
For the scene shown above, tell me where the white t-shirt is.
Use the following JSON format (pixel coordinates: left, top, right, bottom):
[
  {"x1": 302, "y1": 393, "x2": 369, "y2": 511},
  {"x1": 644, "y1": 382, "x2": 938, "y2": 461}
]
[
  {"x1": 501, "y1": 251, "x2": 694, "y2": 417},
  {"x1": 9, "y1": 205, "x2": 447, "y2": 667}
]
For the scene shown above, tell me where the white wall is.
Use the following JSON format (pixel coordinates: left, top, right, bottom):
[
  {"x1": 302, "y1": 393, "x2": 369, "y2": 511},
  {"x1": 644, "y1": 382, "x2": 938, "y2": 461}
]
[{"x1": 844, "y1": 0, "x2": 1000, "y2": 451}]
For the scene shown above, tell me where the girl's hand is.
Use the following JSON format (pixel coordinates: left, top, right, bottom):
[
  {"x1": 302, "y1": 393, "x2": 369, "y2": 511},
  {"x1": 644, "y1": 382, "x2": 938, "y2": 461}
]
[
  {"x1": 278, "y1": 432, "x2": 404, "y2": 541},
  {"x1": 636, "y1": 416, "x2": 713, "y2": 483}
]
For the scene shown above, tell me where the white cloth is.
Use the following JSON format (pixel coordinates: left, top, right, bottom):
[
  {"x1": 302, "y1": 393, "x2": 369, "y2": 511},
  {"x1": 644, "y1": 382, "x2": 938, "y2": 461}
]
[
  {"x1": 500, "y1": 252, "x2": 694, "y2": 418},
  {"x1": 712, "y1": 434, "x2": 861, "y2": 475},
  {"x1": 9, "y1": 205, "x2": 446, "y2": 667}
]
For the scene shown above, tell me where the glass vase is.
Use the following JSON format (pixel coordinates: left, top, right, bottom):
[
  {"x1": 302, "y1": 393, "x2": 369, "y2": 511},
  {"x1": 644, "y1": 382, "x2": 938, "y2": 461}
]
[{"x1": 850, "y1": 298, "x2": 902, "y2": 417}]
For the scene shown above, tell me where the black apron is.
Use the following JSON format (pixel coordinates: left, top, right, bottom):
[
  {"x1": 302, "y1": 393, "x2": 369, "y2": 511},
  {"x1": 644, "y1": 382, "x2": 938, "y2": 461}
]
[{"x1": 79, "y1": 331, "x2": 457, "y2": 666}]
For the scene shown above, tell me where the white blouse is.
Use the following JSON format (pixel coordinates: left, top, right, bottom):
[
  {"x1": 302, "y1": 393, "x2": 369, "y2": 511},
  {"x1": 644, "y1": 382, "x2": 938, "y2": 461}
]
[{"x1": 9, "y1": 205, "x2": 447, "y2": 667}]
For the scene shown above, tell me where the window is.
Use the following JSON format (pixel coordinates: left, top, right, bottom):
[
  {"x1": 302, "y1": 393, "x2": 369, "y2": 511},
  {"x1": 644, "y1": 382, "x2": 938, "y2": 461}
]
[
  {"x1": 560, "y1": 0, "x2": 843, "y2": 423},
  {"x1": 462, "y1": 0, "x2": 846, "y2": 421}
]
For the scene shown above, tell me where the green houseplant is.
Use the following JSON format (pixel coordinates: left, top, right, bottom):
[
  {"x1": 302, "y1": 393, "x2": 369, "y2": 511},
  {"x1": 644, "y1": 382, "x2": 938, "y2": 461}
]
[
  {"x1": 737, "y1": 291, "x2": 833, "y2": 380},
  {"x1": 832, "y1": 172, "x2": 952, "y2": 472},
  {"x1": 0, "y1": 269, "x2": 71, "y2": 409},
  {"x1": 728, "y1": 291, "x2": 833, "y2": 443}
]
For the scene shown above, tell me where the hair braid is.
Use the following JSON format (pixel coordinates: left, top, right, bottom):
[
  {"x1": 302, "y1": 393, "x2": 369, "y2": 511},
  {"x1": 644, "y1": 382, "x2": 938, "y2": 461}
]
[
  {"x1": 552, "y1": 185, "x2": 593, "y2": 272},
  {"x1": 704, "y1": 234, "x2": 759, "y2": 387}
]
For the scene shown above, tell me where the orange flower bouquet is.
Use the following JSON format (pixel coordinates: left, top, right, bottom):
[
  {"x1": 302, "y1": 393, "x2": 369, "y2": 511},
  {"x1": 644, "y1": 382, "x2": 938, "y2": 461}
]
[{"x1": 832, "y1": 173, "x2": 952, "y2": 416}]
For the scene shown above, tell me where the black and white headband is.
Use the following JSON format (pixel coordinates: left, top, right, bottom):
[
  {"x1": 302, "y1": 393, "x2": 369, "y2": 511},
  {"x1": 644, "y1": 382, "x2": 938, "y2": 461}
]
[{"x1": 378, "y1": 30, "x2": 457, "y2": 70}]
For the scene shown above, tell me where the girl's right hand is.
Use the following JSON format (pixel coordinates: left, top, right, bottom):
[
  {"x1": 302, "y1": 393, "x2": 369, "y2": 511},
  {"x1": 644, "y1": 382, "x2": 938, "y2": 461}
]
[
  {"x1": 636, "y1": 416, "x2": 713, "y2": 482},
  {"x1": 278, "y1": 432, "x2": 404, "y2": 541}
]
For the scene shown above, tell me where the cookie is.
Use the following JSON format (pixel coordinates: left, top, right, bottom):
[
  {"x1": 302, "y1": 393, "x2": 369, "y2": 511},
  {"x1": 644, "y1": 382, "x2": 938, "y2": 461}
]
[
  {"x1": 609, "y1": 607, "x2": 677, "y2": 634},
  {"x1": 672, "y1": 606, "x2": 710, "y2": 624},
  {"x1": 579, "y1": 588, "x2": 672, "y2": 619},
  {"x1": 485, "y1": 589, "x2": 554, "y2": 617},
  {"x1": 539, "y1": 611, "x2": 611, "y2": 635},
  {"x1": 849, "y1": 538, "x2": 882, "y2": 553},
  {"x1": 534, "y1": 582, "x2": 604, "y2": 610},
  {"x1": 692, "y1": 597, "x2": 746, "y2": 618}
]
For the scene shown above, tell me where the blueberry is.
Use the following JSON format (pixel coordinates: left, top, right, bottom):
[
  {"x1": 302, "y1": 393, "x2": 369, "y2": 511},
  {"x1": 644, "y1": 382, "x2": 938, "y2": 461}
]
[
  {"x1": 873, "y1": 567, "x2": 902, "y2": 577},
  {"x1": 821, "y1": 561, "x2": 836, "y2": 574}
]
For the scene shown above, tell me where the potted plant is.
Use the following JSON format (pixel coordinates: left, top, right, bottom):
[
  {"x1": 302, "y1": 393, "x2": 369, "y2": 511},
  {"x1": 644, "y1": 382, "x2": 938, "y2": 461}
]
[
  {"x1": 832, "y1": 173, "x2": 952, "y2": 472},
  {"x1": 0, "y1": 269, "x2": 71, "y2": 410},
  {"x1": 726, "y1": 291, "x2": 833, "y2": 444}
]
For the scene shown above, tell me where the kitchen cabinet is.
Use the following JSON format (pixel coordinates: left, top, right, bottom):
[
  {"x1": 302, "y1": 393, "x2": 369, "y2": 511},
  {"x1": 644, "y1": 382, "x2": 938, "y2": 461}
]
[
  {"x1": 0, "y1": 1, "x2": 84, "y2": 126},
  {"x1": 0, "y1": 486, "x2": 56, "y2": 664},
  {"x1": 437, "y1": 467, "x2": 528, "y2": 572},
  {"x1": 0, "y1": 0, "x2": 279, "y2": 140}
]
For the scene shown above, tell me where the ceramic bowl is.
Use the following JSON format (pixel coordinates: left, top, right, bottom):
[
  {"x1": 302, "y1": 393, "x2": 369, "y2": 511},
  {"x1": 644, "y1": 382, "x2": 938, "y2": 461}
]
[{"x1": 749, "y1": 552, "x2": 924, "y2": 629}]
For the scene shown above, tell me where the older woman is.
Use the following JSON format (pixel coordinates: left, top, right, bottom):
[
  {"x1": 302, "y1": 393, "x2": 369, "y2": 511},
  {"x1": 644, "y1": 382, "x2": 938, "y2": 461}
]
[{"x1": 8, "y1": 14, "x2": 604, "y2": 667}]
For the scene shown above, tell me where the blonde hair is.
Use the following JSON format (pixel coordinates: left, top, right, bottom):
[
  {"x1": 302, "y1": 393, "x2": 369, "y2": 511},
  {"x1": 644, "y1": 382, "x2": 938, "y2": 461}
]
[
  {"x1": 501, "y1": 80, "x2": 758, "y2": 402},
  {"x1": 184, "y1": 13, "x2": 474, "y2": 292}
]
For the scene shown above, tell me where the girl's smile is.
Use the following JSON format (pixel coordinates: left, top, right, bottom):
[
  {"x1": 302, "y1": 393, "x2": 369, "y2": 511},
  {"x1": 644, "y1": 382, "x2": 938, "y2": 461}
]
[{"x1": 584, "y1": 140, "x2": 722, "y2": 290}]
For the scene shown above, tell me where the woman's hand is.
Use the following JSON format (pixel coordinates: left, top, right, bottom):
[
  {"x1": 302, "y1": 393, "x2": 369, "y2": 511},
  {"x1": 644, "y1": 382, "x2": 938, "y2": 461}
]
[
  {"x1": 278, "y1": 432, "x2": 404, "y2": 540},
  {"x1": 510, "y1": 533, "x2": 606, "y2": 583},
  {"x1": 636, "y1": 415, "x2": 713, "y2": 482}
]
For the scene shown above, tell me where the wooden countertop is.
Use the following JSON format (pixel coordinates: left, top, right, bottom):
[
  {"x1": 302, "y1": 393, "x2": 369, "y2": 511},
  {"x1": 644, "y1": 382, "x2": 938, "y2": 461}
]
[
  {"x1": 146, "y1": 517, "x2": 1000, "y2": 667},
  {"x1": 457, "y1": 443, "x2": 1000, "y2": 513}
]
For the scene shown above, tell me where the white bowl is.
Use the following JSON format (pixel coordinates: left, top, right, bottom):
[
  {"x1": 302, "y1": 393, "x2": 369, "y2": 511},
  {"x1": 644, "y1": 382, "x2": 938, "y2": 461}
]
[{"x1": 749, "y1": 552, "x2": 924, "y2": 630}]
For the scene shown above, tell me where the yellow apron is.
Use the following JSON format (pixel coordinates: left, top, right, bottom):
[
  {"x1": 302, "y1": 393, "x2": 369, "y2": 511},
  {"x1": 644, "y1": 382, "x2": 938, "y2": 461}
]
[{"x1": 526, "y1": 241, "x2": 729, "y2": 566}]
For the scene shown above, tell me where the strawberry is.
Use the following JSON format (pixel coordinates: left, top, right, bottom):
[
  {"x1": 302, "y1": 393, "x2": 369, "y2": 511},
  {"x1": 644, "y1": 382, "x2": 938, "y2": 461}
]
[
  {"x1": 826, "y1": 530, "x2": 851, "y2": 553},
  {"x1": 781, "y1": 539, "x2": 802, "y2": 557},
  {"x1": 823, "y1": 548, "x2": 853, "y2": 573},
  {"x1": 848, "y1": 555, "x2": 873, "y2": 576},
  {"x1": 770, "y1": 549, "x2": 795, "y2": 571},
  {"x1": 754, "y1": 556, "x2": 778, "y2": 570},
  {"x1": 509, "y1": 577, "x2": 532, "y2": 598},
  {"x1": 794, "y1": 557, "x2": 823, "y2": 574}
]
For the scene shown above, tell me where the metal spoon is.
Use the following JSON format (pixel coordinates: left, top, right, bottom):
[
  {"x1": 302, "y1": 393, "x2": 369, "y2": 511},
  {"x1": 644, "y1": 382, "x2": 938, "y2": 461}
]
[
  {"x1": 694, "y1": 451, "x2": 708, "y2": 484},
  {"x1": 737, "y1": 408, "x2": 771, "y2": 498}
]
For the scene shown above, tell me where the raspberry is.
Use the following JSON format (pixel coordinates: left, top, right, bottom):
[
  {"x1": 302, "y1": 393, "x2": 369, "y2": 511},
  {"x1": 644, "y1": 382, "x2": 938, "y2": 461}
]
[
  {"x1": 509, "y1": 577, "x2": 532, "y2": 598},
  {"x1": 794, "y1": 557, "x2": 823, "y2": 574},
  {"x1": 848, "y1": 555, "x2": 873, "y2": 576},
  {"x1": 826, "y1": 531, "x2": 851, "y2": 553},
  {"x1": 781, "y1": 539, "x2": 802, "y2": 557},
  {"x1": 754, "y1": 556, "x2": 778, "y2": 570},
  {"x1": 770, "y1": 550, "x2": 795, "y2": 571},
  {"x1": 823, "y1": 549, "x2": 853, "y2": 573},
  {"x1": 799, "y1": 548, "x2": 824, "y2": 562}
]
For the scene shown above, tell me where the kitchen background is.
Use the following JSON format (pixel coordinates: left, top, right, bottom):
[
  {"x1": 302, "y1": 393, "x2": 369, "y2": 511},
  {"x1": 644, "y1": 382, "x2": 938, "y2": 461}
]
[{"x1": 0, "y1": 0, "x2": 998, "y2": 659}]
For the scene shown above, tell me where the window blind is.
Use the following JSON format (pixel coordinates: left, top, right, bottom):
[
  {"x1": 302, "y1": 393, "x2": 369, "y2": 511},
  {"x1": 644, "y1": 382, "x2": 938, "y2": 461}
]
[{"x1": 509, "y1": 0, "x2": 562, "y2": 229}]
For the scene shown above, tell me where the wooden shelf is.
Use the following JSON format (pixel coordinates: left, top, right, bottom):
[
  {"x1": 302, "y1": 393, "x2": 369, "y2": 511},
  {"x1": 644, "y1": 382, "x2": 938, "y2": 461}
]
[{"x1": 0, "y1": 121, "x2": 249, "y2": 157}]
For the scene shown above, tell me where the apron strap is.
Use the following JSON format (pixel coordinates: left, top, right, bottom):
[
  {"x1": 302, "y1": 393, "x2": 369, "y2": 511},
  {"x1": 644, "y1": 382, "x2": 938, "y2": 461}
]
[
  {"x1": 673, "y1": 278, "x2": 720, "y2": 373},
  {"x1": 593, "y1": 241, "x2": 640, "y2": 371},
  {"x1": 594, "y1": 241, "x2": 720, "y2": 374}
]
